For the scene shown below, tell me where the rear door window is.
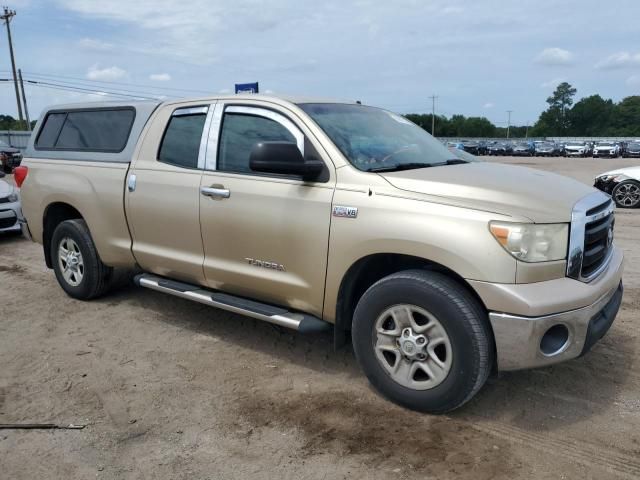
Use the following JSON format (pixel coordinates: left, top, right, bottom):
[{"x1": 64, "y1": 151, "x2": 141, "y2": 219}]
[{"x1": 157, "y1": 109, "x2": 208, "y2": 169}]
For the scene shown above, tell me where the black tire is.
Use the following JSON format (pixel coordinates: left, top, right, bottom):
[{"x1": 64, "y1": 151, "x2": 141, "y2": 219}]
[
  {"x1": 51, "y1": 219, "x2": 113, "y2": 300},
  {"x1": 611, "y1": 180, "x2": 640, "y2": 209},
  {"x1": 352, "y1": 270, "x2": 494, "y2": 413}
]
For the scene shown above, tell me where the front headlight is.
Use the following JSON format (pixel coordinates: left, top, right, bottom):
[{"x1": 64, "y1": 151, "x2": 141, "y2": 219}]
[
  {"x1": 7, "y1": 192, "x2": 18, "y2": 203},
  {"x1": 489, "y1": 222, "x2": 568, "y2": 263}
]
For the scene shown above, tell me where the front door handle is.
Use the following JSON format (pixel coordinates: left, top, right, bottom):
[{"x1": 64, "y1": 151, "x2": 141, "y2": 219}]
[{"x1": 200, "y1": 186, "x2": 230, "y2": 199}]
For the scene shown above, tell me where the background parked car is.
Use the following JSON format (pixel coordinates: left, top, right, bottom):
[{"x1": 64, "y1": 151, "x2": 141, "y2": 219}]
[
  {"x1": 477, "y1": 140, "x2": 489, "y2": 155},
  {"x1": 594, "y1": 166, "x2": 640, "y2": 208},
  {"x1": 512, "y1": 141, "x2": 535, "y2": 156},
  {"x1": 0, "y1": 172, "x2": 22, "y2": 233},
  {"x1": 622, "y1": 141, "x2": 640, "y2": 158},
  {"x1": 487, "y1": 142, "x2": 511, "y2": 155},
  {"x1": 564, "y1": 141, "x2": 589, "y2": 157},
  {"x1": 534, "y1": 141, "x2": 557, "y2": 156},
  {"x1": 593, "y1": 141, "x2": 619, "y2": 158},
  {"x1": 461, "y1": 140, "x2": 480, "y2": 155},
  {"x1": 0, "y1": 140, "x2": 22, "y2": 173}
]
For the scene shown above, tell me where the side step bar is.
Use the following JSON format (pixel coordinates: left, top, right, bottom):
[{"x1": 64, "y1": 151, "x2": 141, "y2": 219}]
[{"x1": 134, "y1": 274, "x2": 331, "y2": 334}]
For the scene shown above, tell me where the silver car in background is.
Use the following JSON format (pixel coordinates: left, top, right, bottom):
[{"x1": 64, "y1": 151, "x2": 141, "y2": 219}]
[{"x1": 0, "y1": 172, "x2": 22, "y2": 233}]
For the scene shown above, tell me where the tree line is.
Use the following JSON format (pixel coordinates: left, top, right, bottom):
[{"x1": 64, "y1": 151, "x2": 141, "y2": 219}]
[
  {"x1": 407, "y1": 83, "x2": 639, "y2": 138},
  {"x1": 1, "y1": 82, "x2": 638, "y2": 138}
]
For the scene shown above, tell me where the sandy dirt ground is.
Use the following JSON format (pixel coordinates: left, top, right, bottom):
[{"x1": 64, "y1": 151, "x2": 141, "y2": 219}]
[{"x1": 1, "y1": 156, "x2": 639, "y2": 479}]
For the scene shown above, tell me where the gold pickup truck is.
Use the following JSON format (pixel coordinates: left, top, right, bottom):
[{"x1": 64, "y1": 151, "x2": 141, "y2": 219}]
[{"x1": 17, "y1": 95, "x2": 624, "y2": 412}]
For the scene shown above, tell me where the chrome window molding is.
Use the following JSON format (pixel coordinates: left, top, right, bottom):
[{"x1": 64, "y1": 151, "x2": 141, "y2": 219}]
[
  {"x1": 174, "y1": 106, "x2": 209, "y2": 116},
  {"x1": 567, "y1": 191, "x2": 615, "y2": 282},
  {"x1": 205, "y1": 104, "x2": 305, "y2": 171},
  {"x1": 196, "y1": 104, "x2": 215, "y2": 170}
]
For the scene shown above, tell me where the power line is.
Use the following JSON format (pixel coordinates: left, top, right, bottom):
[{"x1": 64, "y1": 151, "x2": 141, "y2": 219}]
[
  {"x1": 25, "y1": 80, "x2": 161, "y2": 100},
  {"x1": 21, "y1": 74, "x2": 179, "y2": 98},
  {"x1": 22, "y1": 71, "x2": 215, "y2": 95},
  {"x1": 1, "y1": 78, "x2": 161, "y2": 100}
]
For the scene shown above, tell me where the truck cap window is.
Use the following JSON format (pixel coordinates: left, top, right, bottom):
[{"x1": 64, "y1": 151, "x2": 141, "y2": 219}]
[
  {"x1": 218, "y1": 113, "x2": 296, "y2": 174},
  {"x1": 298, "y1": 103, "x2": 458, "y2": 172},
  {"x1": 158, "y1": 111, "x2": 207, "y2": 169},
  {"x1": 35, "y1": 108, "x2": 135, "y2": 152}
]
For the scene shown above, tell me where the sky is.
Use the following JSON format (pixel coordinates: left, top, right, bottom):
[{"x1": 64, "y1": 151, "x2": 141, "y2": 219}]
[{"x1": 1, "y1": 0, "x2": 639, "y2": 126}]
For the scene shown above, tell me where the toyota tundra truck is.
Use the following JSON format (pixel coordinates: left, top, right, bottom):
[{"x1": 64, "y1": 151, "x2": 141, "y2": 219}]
[{"x1": 17, "y1": 96, "x2": 624, "y2": 413}]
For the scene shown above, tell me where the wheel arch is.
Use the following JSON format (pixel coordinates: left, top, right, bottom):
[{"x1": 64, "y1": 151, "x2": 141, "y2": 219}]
[
  {"x1": 333, "y1": 253, "x2": 491, "y2": 349},
  {"x1": 42, "y1": 202, "x2": 85, "y2": 268}
]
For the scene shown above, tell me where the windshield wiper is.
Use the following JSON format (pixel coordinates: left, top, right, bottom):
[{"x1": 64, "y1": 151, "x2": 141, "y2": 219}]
[
  {"x1": 434, "y1": 159, "x2": 470, "y2": 166},
  {"x1": 366, "y1": 162, "x2": 434, "y2": 173}
]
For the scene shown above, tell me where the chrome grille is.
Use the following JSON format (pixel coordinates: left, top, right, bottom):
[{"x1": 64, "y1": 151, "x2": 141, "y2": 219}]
[{"x1": 567, "y1": 193, "x2": 615, "y2": 282}]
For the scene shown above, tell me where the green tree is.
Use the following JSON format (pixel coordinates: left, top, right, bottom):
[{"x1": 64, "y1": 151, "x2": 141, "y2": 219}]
[
  {"x1": 531, "y1": 82, "x2": 577, "y2": 135},
  {"x1": 611, "y1": 96, "x2": 640, "y2": 136},
  {"x1": 568, "y1": 95, "x2": 615, "y2": 136}
]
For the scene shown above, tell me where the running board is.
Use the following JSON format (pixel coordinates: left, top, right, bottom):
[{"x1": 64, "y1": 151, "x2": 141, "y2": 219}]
[{"x1": 133, "y1": 274, "x2": 331, "y2": 334}]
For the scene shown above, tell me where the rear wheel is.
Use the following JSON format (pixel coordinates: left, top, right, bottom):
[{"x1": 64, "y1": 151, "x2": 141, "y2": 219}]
[
  {"x1": 612, "y1": 180, "x2": 640, "y2": 208},
  {"x1": 352, "y1": 270, "x2": 493, "y2": 413},
  {"x1": 51, "y1": 219, "x2": 113, "y2": 299}
]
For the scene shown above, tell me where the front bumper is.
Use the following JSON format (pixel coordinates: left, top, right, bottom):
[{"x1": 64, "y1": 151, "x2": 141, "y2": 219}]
[
  {"x1": 489, "y1": 282, "x2": 622, "y2": 370},
  {"x1": 470, "y1": 246, "x2": 624, "y2": 371},
  {"x1": 0, "y1": 200, "x2": 22, "y2": 233}
]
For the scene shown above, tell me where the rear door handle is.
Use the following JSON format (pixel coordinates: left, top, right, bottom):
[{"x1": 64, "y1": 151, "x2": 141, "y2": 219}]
[{"x1": 200, "y1": 186, "x2": 230, "y2": 199}]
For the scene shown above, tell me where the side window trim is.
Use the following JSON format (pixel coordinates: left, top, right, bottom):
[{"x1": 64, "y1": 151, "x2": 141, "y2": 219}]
[{"x1": 204, "y1": 104, "x2": 304, "y2": 171}]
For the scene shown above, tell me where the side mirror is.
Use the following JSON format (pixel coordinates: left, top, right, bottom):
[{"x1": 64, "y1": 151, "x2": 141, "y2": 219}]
[{"x1": 249, "y1": 142, "x2": 323, "y2": 180}]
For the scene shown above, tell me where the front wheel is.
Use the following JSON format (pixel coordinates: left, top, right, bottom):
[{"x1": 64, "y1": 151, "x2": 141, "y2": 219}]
[
  {"x1": 51, "y1": 219, "x2": 113, "y2": 300},
  {"x1": 612, "y1": 180, "x2": 640, "y2": 208},
  {"x1": 352, "y1": 270, "x2": 494, "y2": 413}
]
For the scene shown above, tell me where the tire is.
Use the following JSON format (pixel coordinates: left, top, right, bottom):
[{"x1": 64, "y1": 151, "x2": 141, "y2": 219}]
[
  {"x1": 612, "y1": 180, "x2": 640, "y2": 209},
  {"x1": 51, "y1": 219, "x2": 113, "y2": 300},
  {"x1": 351, "y1": 270, "x2": 494, "y2": 413}
]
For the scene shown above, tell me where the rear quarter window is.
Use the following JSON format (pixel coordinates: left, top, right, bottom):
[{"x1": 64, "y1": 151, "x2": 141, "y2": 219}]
[{"x1": 35, "y1": 108, "x2": 136, "y2": 152}]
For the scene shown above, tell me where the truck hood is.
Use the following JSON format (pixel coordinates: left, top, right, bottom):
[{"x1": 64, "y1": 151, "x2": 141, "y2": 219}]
[{"x1": 379, "y1": 162, "x2": 595, "y2": 223}]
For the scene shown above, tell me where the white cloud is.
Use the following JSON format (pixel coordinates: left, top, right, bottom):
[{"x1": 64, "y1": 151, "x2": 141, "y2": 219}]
[
  {"x1": 483, "y1": 102, "x2": 494, "y2": 108},
  {"x1": 534, "y1": 48, "x2": 573, "y2": 66},
  {"x1": 596, "y1": 52, "x2": 640, "y2": 70},
  {"x1": 540, "y1": 78, "x2": 565, "y2": 89},
  {"x1": 149, "y1": 73, "x2": 171, "y2": 81},
  {"x1": 441, "y1": 6, "x2": 464, "y2": 14},
  {"x1": 626, "y1": 75, "x2": 640, "y2": 86},
  {"x1": 78, "y1": 37, "x2": 113, "y2": 51},
  {"x1": 86, "y1": 64, "x2": 128, "y2": 81}
]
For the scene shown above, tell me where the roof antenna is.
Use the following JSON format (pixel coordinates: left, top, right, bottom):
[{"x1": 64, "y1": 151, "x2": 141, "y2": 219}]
[{"x1": 356, "y1": 100, "x2": 362, "y2": 104}]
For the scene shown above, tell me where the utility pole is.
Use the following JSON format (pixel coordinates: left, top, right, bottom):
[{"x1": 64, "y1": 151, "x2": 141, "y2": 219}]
[
  {"x1": 428, "y1": 95, "x2": 438, "y2": 136},
  {"x1": 1, "y1": 7, "x2": 24, "y2": 127},
  {"x1": 506, "y1": 110, "x2": 513, "y2": 139},
  {"x1": 18, "y1": 68, "x2": 30, "y2": 130}
]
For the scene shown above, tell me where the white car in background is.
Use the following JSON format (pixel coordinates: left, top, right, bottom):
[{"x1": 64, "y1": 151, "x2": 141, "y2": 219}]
[
  {"x1": 0, "y1": 172, "x2": 22, "y2": 233},
  {"x1": 593, "y1": 141, "x2": 620, "y2": 158},
  {"x1": 594, "y1": 166, "x2": 640, "y2": 208}
]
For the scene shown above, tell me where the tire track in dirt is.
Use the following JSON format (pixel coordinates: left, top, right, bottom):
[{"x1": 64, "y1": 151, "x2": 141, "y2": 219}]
[{"x1": 471, "y1": 421, "x2": 640, "y2": 479}]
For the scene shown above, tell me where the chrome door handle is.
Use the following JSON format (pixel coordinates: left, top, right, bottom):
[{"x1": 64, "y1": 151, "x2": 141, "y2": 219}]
[{"x1": 200, "y1": 186, "x2": 230, "y2": 199}]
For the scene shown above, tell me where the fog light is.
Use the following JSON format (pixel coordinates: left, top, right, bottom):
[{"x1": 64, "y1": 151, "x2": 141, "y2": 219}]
[{"x1": 540, "y1": 324, "x2": 569, "y2": 356}]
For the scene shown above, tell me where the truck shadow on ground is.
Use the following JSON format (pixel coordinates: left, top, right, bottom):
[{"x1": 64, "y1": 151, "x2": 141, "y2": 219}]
[{"x1": 101, "y1": 283, "x2": 634, "y2": 433}]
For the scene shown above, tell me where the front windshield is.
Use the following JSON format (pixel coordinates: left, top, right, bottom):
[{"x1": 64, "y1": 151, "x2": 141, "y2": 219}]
[
  {"x1": 566, "y1": 142, "x2": 584, "y2": 146},
  {"x1": 597, "y1": 142, "x2": 614, "y2": 146},
  {"x1": 299, "y1": 103, "x2": 457, "y2": 171}
]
